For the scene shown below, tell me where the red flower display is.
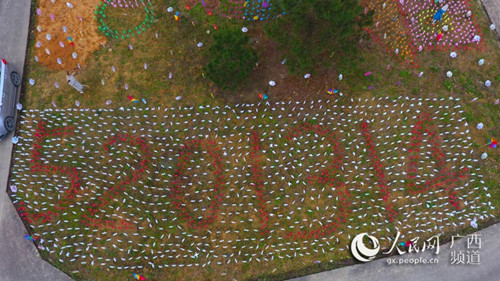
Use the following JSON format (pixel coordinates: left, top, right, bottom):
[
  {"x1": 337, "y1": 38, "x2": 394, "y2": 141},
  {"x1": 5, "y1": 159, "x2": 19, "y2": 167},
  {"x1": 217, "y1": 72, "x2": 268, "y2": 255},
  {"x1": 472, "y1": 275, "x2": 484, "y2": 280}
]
[
  {"x1": 24, "y1": 122, "x2": 78, "y2": 223},
  {"x1": 406, "y1": 113, "x2": 465, "y2": 209},
  {"x1": 360, "y1": 121, "x2": 397, "y2": 222},
  {"x1": 27, "y1": 122, "x2": 148, "y2": 230},
  {"x1": 281, "y1": 123, "x2": 352, "y2": 240},
  {"x1": 249, "y1": 131, "x2": 270, "y2": 235},
  {"x1": 82, "y1": 134, "x2": 151, "y2": 229},
  {"x1": 169, "y1": 139, "x2": 226, "y2": 229}
]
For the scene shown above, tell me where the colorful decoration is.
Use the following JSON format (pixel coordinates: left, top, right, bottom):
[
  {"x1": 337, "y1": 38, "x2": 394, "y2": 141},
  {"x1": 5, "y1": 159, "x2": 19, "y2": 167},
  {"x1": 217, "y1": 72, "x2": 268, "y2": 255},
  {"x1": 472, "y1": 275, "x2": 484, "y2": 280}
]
[
  {"x1": 432, "y1": 4, "x2": 448, "y2": 24},
  {"x1": 436, "y1": 31, "x2": 443, "y2": 41},
  {"x1": 96, "y1": 0, "x2": 155, "y2": 39},
  {"x1": 133, "y1": 273, "x2": 146, "y2": 280},
  {"x1": 24, "y1": 234, "x2": 39, "y2": 241},
  {"x1": 127, "y1": 95, "x2": 139, "y2": 103},
  {"x1": 104, "y1": 0, "x2": 146, "y2": 8},
  {"x1": 188, "y1": 0, "x2": 286, "y2": 21},
  {"x1": 327, "y1": 88, "x2": 339, "y2": 95},
  {"x1": 488, "y1": 138, "x2": 498, "y2": 148},
  {"x1": 363, "y1": 0, "x2": 484, "y2": 67},
  {"x1": 399, "y1": 241, "x2": 414, "y2": 247},
  {"x1": 9, "y1": 98, "x2": 492, "y2": 274}
]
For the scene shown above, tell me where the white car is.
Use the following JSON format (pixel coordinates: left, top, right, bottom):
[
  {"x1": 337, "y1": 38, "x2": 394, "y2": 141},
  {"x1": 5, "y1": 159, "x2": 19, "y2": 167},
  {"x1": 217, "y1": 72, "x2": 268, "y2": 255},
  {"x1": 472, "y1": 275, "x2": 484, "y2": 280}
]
[{"x1": 0, "y1": 58, "x2": 21, "y2": 140}]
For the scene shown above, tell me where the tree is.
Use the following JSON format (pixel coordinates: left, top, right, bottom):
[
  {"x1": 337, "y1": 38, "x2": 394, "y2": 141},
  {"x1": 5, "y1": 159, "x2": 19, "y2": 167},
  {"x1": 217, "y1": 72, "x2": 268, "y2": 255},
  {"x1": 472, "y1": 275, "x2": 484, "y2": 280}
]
[
  {"x1": 204, "y1": 28, "x2": 258, "y2": 91},
  {"x1": 265, "y1": 0, "x2": 373, "y2": 74}
]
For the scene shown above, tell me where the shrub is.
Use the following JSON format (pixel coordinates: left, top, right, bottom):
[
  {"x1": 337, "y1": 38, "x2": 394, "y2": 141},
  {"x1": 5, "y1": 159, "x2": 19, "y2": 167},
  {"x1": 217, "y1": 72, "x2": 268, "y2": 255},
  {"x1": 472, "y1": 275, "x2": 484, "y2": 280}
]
[
  {"x1": 204, "y1": 28, "x2": 258, "y2": 91},
  {"x1": 265, "y1": 0, "x2": 372, "y2": 74}
]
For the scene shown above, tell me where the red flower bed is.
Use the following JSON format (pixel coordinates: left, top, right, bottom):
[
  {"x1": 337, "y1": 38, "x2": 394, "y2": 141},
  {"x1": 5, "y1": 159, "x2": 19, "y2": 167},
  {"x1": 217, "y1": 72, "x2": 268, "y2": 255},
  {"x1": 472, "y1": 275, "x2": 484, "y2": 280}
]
[
  {"x1": 281, "y1": 123, "x2": 352, "y2": 240},
  {"x1": 82, "y1": 134, "x2": 151, "y2": 229},
  {"x1": 249, "y1": 131, "x2": 270, "y2": 236},
  {"x1": 27, "y1": 123, "x2": 148, "y2": 230},
  {"x1": 23, "y1": 122, "x2": 78, "y2": 223},
  {"x1": 21, "y1": 111, "x2": 467, "y2": 232},
  {"x1": 169, "y1": 139, "x2": 226, "y2": 229},
  {"x1": 360, "y1": 121, "x2": 397, "y2": 222},
  {"x1": 406, "y1": 113, "x2": 465, "y2": 209}
]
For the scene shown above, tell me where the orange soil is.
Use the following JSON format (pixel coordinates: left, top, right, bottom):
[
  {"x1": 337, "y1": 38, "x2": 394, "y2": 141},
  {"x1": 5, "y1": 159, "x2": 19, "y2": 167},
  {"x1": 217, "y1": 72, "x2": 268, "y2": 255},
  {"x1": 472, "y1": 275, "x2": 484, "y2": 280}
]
[{"x1": 34, "y1": 0, "x2": 106, "y2": 71}]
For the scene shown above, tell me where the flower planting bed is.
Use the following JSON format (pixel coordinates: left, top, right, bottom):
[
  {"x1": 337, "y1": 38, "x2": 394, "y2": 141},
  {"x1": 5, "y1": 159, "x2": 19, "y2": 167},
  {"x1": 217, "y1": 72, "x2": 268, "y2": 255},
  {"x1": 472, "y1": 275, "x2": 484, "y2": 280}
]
[
  {"x1": 188, "y1": 0, "x2": 285, "y2": 21},
  {"x1": 9, "y1": 97, "x2": 493, "y2": 279},
  {"x1": 363, "y1": 0, "x2": 484, "y2": 67}
]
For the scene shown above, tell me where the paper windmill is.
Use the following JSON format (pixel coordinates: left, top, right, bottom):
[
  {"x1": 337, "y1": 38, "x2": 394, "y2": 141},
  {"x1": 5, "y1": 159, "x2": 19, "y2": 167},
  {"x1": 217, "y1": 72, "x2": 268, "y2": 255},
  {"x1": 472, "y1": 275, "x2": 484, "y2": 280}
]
[
  {"x1": 488, "y1": 138, "x2": 498, "y2": 148},
  {"x1": 327, "y1": 88, "x2": 339, "y2": 95},
  {"x1": 133, "y1": 273, "x2": 146, "y2": 280},
  {"x1": 127, "y1": 95, "x2": 139, "y2": 103}
]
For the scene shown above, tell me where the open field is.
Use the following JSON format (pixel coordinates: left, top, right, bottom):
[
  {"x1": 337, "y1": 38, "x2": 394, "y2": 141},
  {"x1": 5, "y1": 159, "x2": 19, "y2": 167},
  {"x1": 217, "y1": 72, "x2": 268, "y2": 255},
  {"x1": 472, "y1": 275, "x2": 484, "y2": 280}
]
[{"x1": 9, "y1": 97, "x2": 497, "y2": 280}]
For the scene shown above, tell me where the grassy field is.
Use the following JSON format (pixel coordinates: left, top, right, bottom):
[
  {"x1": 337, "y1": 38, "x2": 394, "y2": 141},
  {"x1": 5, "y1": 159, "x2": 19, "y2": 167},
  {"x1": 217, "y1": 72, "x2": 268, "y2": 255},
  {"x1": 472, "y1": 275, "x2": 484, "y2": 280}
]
[
  {"x1": 11, "y1": 0, "x2": 500, "y2": 280},
  {"x1": 9, "y1": 97, "x2": 498, "y2": 280},
  {"x1": 22, "y1": 0, "x2": 500, "y2": 108}
]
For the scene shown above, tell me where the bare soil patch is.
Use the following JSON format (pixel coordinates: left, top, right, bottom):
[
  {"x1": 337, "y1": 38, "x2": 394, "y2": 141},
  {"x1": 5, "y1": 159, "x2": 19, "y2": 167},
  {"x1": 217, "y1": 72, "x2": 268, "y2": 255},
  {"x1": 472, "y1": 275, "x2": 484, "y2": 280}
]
[{"x1": 34, "y1": 0, "x2": 106, "y2": 71}]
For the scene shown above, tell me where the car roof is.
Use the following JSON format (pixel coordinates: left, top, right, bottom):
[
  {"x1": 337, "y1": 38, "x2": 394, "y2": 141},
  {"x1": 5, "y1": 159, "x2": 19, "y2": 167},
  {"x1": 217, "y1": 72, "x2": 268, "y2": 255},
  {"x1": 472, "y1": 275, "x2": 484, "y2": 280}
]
[
  {"x1": 0, "y1": 61, "x2": 6, "y2": 114},
  {"x1": 0, "y1": 60, "x2": 7, "y2": 113}
]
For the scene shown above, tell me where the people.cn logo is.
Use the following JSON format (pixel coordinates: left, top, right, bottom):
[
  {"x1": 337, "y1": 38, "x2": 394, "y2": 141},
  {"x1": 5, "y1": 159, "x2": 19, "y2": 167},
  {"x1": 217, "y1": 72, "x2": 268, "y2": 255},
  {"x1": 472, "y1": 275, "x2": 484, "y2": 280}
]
[{"x1": 351, "y1": 233, "x2": 380, "y2": 262}]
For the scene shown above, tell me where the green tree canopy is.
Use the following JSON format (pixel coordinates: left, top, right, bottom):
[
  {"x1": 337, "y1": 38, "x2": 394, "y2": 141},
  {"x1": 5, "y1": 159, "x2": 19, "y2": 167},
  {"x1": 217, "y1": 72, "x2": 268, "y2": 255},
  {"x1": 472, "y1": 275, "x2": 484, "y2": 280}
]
[
  {"x1": 204, "y1": 28, "x2": 258, "y2": 91},
  {"x1": 266, "y1": 0, "x2": 372, "y2": 74}
]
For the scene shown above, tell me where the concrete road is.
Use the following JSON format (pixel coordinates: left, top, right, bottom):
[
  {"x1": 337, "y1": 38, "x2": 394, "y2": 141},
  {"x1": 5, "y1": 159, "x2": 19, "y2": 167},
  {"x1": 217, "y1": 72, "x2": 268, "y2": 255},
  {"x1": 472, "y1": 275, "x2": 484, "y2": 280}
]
[
  {"x1": 291, "y1": 223, "x2": 500, "y2": 281},
  {"x1": 0, "y1": 0, "x2": 72, "y2": 280},
  {"x1": 482, "y1": 0, "x2": 500, "y2": 39}
]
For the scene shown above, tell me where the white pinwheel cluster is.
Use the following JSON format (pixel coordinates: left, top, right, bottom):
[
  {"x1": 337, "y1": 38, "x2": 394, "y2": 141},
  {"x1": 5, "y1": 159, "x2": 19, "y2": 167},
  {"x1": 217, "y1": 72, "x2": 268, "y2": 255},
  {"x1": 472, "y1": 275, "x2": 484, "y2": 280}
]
[{"x1": 9, "y1": 98, "x2": 492, "y2": 275}]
